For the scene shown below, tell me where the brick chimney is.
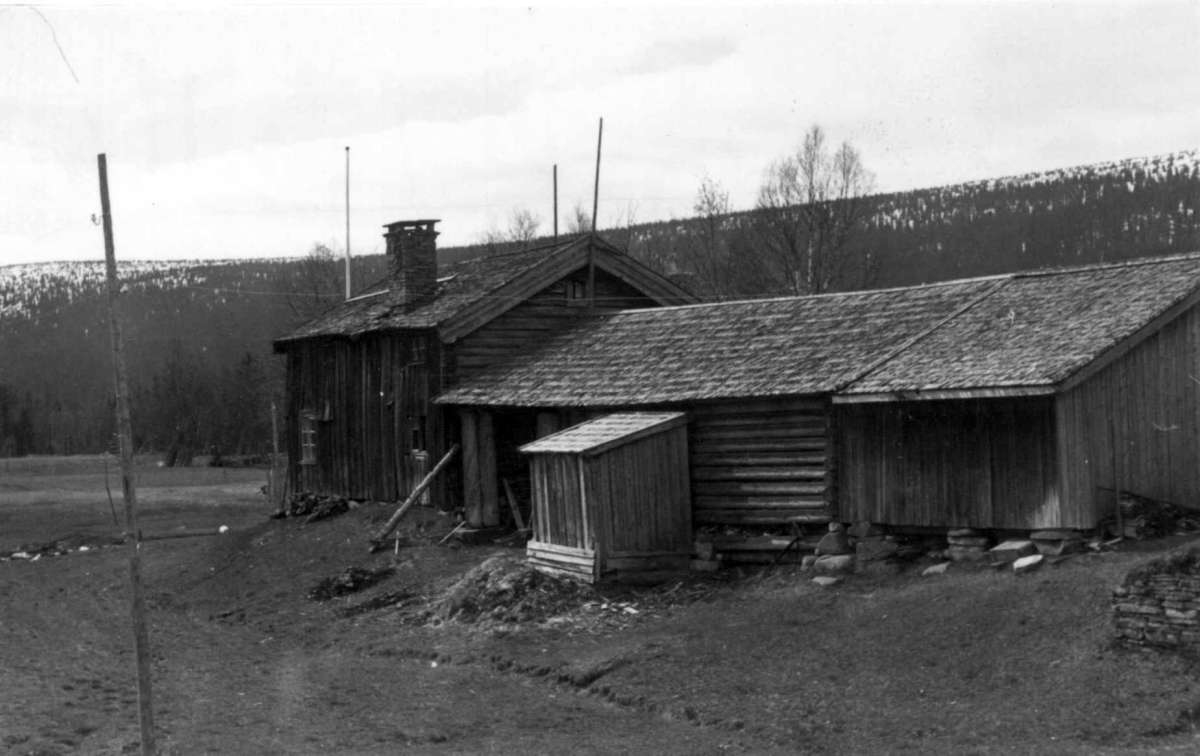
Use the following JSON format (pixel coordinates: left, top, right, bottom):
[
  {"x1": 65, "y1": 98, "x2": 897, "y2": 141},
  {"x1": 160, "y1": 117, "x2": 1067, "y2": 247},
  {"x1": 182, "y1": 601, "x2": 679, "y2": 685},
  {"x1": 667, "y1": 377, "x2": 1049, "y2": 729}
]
[{"x1": 384, "y1": 219, "x2": 440, "y2": 309}]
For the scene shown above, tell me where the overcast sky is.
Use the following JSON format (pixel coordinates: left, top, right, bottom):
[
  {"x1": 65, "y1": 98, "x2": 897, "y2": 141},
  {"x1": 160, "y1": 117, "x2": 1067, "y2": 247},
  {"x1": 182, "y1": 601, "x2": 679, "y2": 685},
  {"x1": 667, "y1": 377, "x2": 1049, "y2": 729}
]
[{"x1": 2, "y1": 1, "x2": 1197, "y2": 265}]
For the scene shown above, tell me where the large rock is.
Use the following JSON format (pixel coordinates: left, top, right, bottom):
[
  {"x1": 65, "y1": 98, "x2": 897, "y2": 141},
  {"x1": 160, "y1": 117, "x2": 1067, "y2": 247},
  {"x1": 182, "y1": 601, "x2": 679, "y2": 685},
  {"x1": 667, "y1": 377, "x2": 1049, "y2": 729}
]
[
  {"x1": 922, "y1": 562, "x2": 950, "y2": 576},
  {"x1": 856, "y1": 537, "x2": 900, "y2": 562},
  {"x1": 812, "y1": 576, "x2": 842, "y2": 587},
  {"x1": 848, "y1": 521, "x2": 884, "y2": 539},
  {"x1": 989, "y1": 539, "x2": 1036, "y2": 563},
  {"x1": 1013, "y1": 554, "x2": 1044, "y2": 573},
  {"x1": 948, "y1": 545, "x2": 989, "y2": 562},
  {"x1": 815, "y1": 529, "x2": 852, "y2": 556},
  {"x1": 948, "y1": 527, "x2": 980, "y2": 538},
  {"x1": 814, "y1": 554, "x2": 855, "y2": 573}
]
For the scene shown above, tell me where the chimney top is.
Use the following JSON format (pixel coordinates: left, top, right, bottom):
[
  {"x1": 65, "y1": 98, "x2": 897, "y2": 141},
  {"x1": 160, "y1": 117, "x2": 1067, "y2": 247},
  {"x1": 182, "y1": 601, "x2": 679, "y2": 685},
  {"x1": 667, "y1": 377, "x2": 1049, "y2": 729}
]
[{"x1": 383, "y1": 219, "x2": 440, "y2": 233}]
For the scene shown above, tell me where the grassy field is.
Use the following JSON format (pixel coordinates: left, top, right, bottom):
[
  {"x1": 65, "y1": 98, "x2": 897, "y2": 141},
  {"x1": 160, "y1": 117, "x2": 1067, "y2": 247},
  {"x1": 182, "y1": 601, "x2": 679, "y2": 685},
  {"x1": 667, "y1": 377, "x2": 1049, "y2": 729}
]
[{"x1": 3, "y1": 455, "x2": 1200, "y2": 754}]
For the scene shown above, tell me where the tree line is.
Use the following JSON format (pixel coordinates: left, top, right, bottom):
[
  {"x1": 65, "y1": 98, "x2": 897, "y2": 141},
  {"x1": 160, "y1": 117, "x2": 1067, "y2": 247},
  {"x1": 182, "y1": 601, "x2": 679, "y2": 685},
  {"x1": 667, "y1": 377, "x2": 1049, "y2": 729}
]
[{"x1": 1, "y1": 137, "x2": 1196, "y2": 460}]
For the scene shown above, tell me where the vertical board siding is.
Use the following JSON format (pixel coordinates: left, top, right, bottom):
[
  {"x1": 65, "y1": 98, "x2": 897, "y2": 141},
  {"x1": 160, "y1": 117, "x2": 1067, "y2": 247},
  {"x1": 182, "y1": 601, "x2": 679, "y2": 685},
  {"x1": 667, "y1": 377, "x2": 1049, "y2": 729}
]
[
  {"x1": 688, "y1": 398, "x2": 831, "y2": 526},
  {"x1": 838, "y1": 398, "x2": 1061, "y2": 529},
  {"x1": 526, "y1": 421, "x2": 691, "y2": 580},
  {"x1": 283, "y1": 331, "x2": 445, "y2": 505},
  {"x1": 1058, "y1": 305, "x2": 1200, "y2": 524}
]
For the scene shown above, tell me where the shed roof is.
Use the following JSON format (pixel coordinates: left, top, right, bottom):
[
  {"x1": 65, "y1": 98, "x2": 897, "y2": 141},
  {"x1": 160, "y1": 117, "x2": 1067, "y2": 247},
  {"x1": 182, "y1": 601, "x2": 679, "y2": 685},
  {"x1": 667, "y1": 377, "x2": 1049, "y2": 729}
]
[
  {"x1": 437, "y1": 252, "x2": 1200, "y2": 407},
  {"x1": 274, "y1": 234, "x2": 693, "y2": 347},
  {"x1": 519, "y1": 412, "x2": 688, "y2": 456}
]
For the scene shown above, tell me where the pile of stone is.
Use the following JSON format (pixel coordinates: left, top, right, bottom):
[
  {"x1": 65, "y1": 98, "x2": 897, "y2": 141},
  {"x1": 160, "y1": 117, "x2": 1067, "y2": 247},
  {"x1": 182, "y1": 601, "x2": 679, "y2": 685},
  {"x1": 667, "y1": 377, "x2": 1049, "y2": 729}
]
[
  {"x1": 276, "y1": 492, "x2": 353, "y2": 523},
  {"x1": 1113, "y1": 547, "x2": 1200, "y2": 648},
  {"x1": 1030, "y1": 529, "x2": 1085, "y2": 556},
  {"x1": 946, "y1": 528, "x2": 990, "y2": 562}
]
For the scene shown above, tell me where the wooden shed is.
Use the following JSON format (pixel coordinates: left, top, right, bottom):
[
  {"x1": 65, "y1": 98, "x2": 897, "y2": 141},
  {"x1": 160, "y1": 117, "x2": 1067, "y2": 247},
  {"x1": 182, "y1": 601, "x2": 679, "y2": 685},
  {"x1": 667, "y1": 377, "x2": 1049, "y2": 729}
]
[{"x1": 519, "y1": 412, "x2": 692, "y2": 582}]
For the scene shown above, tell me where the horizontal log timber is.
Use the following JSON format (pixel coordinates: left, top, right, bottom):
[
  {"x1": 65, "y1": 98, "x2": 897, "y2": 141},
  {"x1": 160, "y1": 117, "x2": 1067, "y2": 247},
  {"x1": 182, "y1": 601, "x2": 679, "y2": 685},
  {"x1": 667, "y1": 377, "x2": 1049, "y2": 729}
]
[
  {"x1": 696, "y1": 513, "x2": 829, "y2": 525},
  {"x1": 693, "y1": 496, "x2": 828, "y2": 509},
  {"x1": 689, "y1": 439, "x2": 827, "y2": 454},
  {"x1": 526, "y1": 540, "x2": 595, "y2": 558},
  {"x1": 695, "y1": 481, "x2": 826, "y2": 496},
  {"x1": 693, "y1": 415, "x2": 826, "y2": 430},
  {"x1": 692, "y1": 426, "x2": 827, "y2": 441},
  {"x1": 695, "y1": 507, "x2": 829, "y2": 518},
  {"x1": 527, "y1": 559, "x2": 595, "y2": 581},
  {"x1": 689, "y1": 398, "x2": 826, "y2": 416},
  {"x1": 691, "y1": 467, "x2": 826, "y2": 482},
  {"x1": 691, "y1": 453, "x2": 826, "y2": 467}
]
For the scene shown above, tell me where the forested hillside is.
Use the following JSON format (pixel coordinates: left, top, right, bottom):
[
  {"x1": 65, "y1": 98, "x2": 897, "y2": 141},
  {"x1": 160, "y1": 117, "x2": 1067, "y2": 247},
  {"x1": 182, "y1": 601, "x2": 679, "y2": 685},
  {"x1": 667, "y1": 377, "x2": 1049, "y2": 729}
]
[{"x1": 1, "y1": 150, "x2": 1197, "y2": 458}]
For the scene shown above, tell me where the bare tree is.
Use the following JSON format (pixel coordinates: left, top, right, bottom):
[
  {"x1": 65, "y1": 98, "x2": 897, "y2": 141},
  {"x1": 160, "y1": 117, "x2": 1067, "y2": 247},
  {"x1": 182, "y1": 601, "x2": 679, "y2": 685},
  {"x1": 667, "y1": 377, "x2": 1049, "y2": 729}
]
[
  {"x1": 507, "y1": 207, "x2": 541, "y2": 244},
  {"x1": 285, "y1": 243, "x2": 342, "y2": 322},
  {"x1": 693, "y1": 175, "x2": 731, "y2": 296},
  {"x1": 755, "y1": 124, "x2": 875, "y2": 294},
  {"x1": 608, "y1": 201, "x2": 641, "y2": 254},
  {"x1": 567, "y1": 201, "x2": 592, "y2": 235}
]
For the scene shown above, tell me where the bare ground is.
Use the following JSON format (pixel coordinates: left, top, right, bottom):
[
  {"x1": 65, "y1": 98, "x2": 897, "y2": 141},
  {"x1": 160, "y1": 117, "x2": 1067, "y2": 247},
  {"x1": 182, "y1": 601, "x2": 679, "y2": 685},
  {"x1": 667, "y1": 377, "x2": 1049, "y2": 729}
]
[{"x1": 4, "y1": 459, "x2": 1200, "y2": 754}]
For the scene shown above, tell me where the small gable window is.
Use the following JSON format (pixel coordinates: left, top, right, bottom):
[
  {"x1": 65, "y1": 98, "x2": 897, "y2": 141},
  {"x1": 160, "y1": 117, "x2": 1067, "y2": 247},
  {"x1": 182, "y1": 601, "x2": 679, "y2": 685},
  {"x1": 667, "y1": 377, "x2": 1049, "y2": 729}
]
[
  {"x1": 566, "y1": 279, "x2": 588, "y2": 305},
  {"x1": 300, "y1": 410, "x2": 318, "y2": 465}
]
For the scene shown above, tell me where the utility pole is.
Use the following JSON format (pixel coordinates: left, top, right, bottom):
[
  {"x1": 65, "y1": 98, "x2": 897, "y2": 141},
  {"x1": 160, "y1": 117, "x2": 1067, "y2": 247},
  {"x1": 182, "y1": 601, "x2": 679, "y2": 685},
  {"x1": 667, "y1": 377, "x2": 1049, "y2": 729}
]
[
  {"x1": 552, "y1": 163, "x2": 558, "y2": 244},
  {"x1": 345, "y1": 146, "x2": 351, "y2": 300},
  {"x1": 98, "y1": 153, "x2": 156, "y2": 756},
  {"x1": 589, "y1": 117, "x2": 603, "y2": 306}
]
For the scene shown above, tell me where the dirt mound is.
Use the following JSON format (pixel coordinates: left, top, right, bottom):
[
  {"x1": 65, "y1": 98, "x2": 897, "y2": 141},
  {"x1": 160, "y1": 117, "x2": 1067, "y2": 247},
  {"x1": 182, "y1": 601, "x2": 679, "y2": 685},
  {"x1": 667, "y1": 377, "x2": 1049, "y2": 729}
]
[
  {"x1": 429, "y1": 555, "x2": 595, "y2": 624},
  {"x1": 277, "y1": 492, "x2": 351, "y2": 523},
  {"x1": 308, "y1": 565, "x2": 394, "y2": 601}
]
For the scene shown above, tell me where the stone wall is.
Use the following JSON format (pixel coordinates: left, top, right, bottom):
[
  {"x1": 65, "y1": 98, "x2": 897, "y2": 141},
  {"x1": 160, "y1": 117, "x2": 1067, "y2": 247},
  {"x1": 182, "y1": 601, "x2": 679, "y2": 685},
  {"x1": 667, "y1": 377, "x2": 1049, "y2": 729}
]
[{"x1": 1112, "y1": 547, "x2": 1200, "y2": 648}]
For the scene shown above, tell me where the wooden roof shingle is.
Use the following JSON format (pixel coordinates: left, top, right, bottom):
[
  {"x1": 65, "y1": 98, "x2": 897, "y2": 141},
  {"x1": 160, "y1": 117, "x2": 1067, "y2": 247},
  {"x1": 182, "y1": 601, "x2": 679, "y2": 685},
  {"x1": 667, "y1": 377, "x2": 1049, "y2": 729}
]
[
  {"x1": 436, "y1": 277, "x2": 1001, "y2": 406},
  {"x1": 274, "y1": 235, "x2": 692, "y2": 347},
  {"x1": 519, "y1": 412, "x2": 688, "y2": 456},
  {"x1": 437, "y1": 253, "x2": 1200, "y2": 407}
]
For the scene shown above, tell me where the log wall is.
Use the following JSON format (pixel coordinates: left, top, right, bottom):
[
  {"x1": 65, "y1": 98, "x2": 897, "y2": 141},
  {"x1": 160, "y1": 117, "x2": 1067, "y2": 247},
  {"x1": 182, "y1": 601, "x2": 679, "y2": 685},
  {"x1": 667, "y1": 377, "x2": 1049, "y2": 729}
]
[
  {"x1": 688, "y1": 398, "x2": 832, "y2": 526},
  {"x1": 283, "y1": 331, "x2": 446, "y2": 504},
  {"x1": 837, "y1": 398, "x2": 1062, "y2": 529},
  {"x1": 1057, "y1": 304, "x2": 1200, "y2": 523},
  {"x1": 450, "y1": 269, "x2": 656, "y2": 379}
]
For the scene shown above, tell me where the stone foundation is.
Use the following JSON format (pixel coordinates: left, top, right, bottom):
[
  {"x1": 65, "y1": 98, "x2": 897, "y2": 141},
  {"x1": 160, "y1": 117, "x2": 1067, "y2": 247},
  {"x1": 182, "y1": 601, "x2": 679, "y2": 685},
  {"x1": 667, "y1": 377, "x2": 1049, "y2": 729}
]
[{"x1": 1112, "y1": 547, "x2": 1200, "y2": 648}]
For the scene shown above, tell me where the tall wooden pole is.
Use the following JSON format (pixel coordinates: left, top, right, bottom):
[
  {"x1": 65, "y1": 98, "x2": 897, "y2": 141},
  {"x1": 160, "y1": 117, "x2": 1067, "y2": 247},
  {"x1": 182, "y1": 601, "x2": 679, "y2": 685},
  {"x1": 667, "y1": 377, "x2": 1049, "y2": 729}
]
[
  {"x1": 345, "y1": 146, "x2": 351, "y2": 300},
  {"x1": 589, "y1": 117, "x2": 603, "y2": 306},
  {"x1": 98, "y1": 153, "x2": 156, "y2": 756},
  {"x1": 552, "y1": 163, "x2": 558, "y2": 244}
]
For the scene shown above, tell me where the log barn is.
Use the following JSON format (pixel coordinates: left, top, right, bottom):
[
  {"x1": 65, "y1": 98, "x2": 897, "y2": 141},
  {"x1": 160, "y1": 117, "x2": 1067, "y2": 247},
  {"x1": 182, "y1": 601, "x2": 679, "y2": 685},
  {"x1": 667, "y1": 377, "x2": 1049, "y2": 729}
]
[
  {"x1": 438, "y1": 254, "x2": 1200, "y2": 534},
  {"x1": 272, "y1": 219, "x2": 694, "y2": 521}
]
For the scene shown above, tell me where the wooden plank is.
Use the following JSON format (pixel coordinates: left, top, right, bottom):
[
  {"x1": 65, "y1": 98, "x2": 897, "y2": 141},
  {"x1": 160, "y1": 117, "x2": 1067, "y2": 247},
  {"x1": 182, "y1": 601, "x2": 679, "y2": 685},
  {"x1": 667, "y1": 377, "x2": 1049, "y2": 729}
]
[
  {"x1": 692, "y1": 453, "x2": 826, "y2": 467},
  {"x1": 692, "y1": 426, "x2": 827, "y2": 441},
  {"x1": 694, "y1": 481, "x2": 826, "y2": 496},
  {"x1": 479, "y1": 411, "x2": 499, "y2": 527},
  {"x1": 693, "y1": 496, "x2": 828, "y2": 509},
  {"x1": 696, "y1": 512, "x2": 828, "y2": 525},
  {"x1": 691, "y1": 467, "x2": 826, "y2": 482},
  {"x1": 461, "y1": 410, "x2": 482, "y2": 527}
]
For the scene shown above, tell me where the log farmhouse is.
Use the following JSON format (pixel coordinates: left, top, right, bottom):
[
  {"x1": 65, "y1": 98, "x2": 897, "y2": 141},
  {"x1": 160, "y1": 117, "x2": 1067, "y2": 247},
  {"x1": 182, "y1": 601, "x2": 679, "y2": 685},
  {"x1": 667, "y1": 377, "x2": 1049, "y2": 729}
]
[
  {"x1": 272, "y1": 219, "x2": 694, "y2": 520},
  {"x1": 277, "y1": 220, "x2": 1200, "y2": 571}
]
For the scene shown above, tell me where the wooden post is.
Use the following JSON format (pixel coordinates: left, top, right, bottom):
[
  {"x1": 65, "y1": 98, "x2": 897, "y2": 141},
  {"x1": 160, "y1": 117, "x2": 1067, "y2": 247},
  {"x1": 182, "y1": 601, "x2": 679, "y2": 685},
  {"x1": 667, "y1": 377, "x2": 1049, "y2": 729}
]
[
  {"x1": 461, "y1": 410, "x2": 482, "y2": 527},
  {"x1": 270, "y1": 400, "x2": 282, "y2": 514},
  {"x1": 552, "y1": 164, "x2": 558, "y2": 244},
  {"x1": 98, "y1": 153, "x2": 156, "y2": 756},
  {"x1": 479, "y1": 411, "x2": 499, "y2": 527},
  {"x1": 588, "y1": 117, "x2": 603, "y2": 306}
]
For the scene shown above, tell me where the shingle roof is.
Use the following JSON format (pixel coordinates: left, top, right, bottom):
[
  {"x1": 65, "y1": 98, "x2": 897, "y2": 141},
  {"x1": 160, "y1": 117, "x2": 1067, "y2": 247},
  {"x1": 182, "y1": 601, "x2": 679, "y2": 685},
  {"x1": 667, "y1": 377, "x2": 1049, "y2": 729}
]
[
  {"x1": 519, "y1": 412, "x2": 688, "y2": 455},
  {"x1": 436, "y1": 277, "x2": 1001, "y2": 406},
  {"x1": 845, "y1": 253, "x2": 1200, "y2": 395},
  {"x1": 437, "y1": 253, "x2": 1200, "y2": 407},
  {"x1": 276, "y1": 238, "x2": 585, "y2": 343}
]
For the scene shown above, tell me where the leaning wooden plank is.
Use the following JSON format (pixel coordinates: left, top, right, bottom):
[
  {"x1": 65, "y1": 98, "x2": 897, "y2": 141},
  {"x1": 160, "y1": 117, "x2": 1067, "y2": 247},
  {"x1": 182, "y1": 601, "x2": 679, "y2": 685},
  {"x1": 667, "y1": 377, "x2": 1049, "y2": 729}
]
[
  {"x1": 368, "y1": 443, "x2": 460, "y2": 551},
  {"x1": 502, "y1": 477, "x2": 527, "y2": 531}
]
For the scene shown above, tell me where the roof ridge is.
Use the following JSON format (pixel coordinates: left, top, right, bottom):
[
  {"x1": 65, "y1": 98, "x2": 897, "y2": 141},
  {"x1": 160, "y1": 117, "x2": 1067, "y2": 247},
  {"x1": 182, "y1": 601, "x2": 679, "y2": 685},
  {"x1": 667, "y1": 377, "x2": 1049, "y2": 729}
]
[
  {"x1": 610, "y1": 273, "x2": 1014, "y2": 316},
  {"x1": 1013, "y1": 251, "x2": 1200, "y2": 279}
]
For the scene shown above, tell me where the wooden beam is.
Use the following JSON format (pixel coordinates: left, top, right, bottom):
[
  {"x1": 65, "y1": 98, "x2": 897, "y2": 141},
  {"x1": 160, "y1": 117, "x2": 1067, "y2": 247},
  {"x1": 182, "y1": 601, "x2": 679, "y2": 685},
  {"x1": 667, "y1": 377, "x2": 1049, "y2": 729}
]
[
  {"x1": 480, "y1": 411, "x2": 500, "y2": 527},
  {"x1": 461, "y1": 411, "x2": 482, "y2": 527}
]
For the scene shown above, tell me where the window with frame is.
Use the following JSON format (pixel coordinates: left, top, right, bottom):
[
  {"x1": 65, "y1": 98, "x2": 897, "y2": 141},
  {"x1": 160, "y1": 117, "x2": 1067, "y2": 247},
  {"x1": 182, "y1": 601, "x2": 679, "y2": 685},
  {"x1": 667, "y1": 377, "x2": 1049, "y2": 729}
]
[
  {"x1": 565, "y1": 279, "x2": 588, "y2": 306},
  {"x1": 300, "y1": 411, "x2": 318, "y2": 465}
]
